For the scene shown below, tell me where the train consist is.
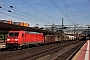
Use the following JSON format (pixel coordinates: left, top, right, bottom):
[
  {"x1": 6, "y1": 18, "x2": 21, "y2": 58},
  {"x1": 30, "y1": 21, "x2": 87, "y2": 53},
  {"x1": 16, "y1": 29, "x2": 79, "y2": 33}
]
[
  {"x1": 0, "y1": 20, "x2": 29, "y2": 27},
  {"x1": 6, "y1": 30, "x2": 76, "y2": 49}
]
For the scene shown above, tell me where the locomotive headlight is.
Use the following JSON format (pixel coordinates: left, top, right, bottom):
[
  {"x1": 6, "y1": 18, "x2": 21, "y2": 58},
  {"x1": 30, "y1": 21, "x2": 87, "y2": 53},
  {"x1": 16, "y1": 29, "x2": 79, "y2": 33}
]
[
  {"x1": 15, "y1": 39, "x2": 18, "y2": 41},
  {"x1": 7, "y1": 39, "x2": 10, "y2": 41}
]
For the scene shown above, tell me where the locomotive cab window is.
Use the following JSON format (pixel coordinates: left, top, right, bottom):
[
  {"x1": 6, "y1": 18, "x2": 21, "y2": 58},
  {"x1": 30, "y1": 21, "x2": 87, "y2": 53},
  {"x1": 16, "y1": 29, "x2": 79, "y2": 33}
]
[
  {"x1": 22, "y1": 34, "x2": 24, "y2": 37},
  {"x1": 9, "y1": 32, "x2": 19, "y2": 36}
]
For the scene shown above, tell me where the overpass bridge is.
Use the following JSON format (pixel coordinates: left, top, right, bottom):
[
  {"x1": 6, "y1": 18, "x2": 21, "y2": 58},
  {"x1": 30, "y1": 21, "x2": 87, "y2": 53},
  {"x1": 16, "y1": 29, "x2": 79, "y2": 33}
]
[
  {"x1": 0, "y1": 22, "x2": 60, "y2": 35},
  {"x1": 0, "y1": 22, "x2": 61, "y2": 42},
  {"x1": 44, "y1": 24, "x2": 90, "y2": 40}
]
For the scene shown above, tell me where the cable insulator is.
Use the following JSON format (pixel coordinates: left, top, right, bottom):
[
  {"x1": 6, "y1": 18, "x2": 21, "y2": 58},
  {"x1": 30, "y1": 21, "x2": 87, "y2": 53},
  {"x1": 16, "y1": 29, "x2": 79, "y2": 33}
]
[
  {"x1": 10, "y1": 6, "x2": 13, "y2": 8},
  {"x1": 0, "y1": 6, "x2": 2, "y2": 8},
  {"x1": 8, "y1": 10, "x2": 11, "y2": 12}
]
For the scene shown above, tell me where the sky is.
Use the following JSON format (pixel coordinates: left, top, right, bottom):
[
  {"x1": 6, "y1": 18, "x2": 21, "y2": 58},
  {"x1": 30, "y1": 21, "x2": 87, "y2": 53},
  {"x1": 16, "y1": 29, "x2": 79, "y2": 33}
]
[{"x1": 0, "y1": 0, "x2": 90, "y2": 27}]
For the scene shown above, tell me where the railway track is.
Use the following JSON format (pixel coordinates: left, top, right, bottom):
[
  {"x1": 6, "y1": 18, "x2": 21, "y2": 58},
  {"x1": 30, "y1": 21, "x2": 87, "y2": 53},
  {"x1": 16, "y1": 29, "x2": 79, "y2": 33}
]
[
  {"x1": 0, "y1": 40, "x2": 86, "y2": 60},
  {"x1": 29, "y1": 40, "x2": 86, "y2": 60},
  {"x1": 53, "y1": 41, "x2": 85, "y2": 60}
]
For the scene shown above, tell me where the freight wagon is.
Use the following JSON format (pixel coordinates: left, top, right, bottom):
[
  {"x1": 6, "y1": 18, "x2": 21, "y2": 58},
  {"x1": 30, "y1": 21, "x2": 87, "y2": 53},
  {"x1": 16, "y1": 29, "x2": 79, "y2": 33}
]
[{"x1": 44, "y1": 35, "x2": 55, "y2": 44}]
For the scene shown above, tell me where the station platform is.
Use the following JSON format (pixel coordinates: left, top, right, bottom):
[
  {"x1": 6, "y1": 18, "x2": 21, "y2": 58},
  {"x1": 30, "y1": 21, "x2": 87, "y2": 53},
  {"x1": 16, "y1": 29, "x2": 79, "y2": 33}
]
[
  {"x1": 0, "y1": 40, "x2": 6, "y2": 49},
  {"x1": 0, "y1": 42, "x2": 6, "y2": 49},
  {"x1": 72, "y1": 40, "x2": 90, "y2": 60}
]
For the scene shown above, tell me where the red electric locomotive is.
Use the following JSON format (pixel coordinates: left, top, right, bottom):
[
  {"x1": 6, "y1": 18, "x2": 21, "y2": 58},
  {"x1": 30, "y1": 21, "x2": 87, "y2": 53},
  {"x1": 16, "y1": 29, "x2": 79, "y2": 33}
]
[{"x1": 6, "y1": 30, "x2": 44, "y2": 49}]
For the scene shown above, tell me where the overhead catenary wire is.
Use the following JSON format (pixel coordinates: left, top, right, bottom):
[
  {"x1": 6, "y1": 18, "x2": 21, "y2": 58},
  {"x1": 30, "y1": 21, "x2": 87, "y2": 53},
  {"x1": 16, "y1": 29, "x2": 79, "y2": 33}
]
[
  {"x1": 0, "y1": 1, "x2": 51, "y2": 25},
  {"x1": 49, "y1": 0, "x2": 65, "y2": 16},
  {"x1": 0, "y1": 6, "x2": 37, "y2": 25},
  {"x1": 49, "y1": 0, "x2": 78, "y2": 25},
  {"x1": 0, "y1": 0, "x2": 81, "y2": 26},
  {"x1": 0, "y1": 11, "x2": 35, "y2": 24},
  {"x1": 21, "y1": 0, "x2": 55, "y2": 23},
  {"x1": 62, "y1": 0, "x2": 81, "y2": 25},
  {"x1": 0, "y1": 16, "x2": 6, "y2": 19},
  {"x1": 52, "y1": 0, "x2": 76, "y2": 24},
  {"x1": 0, "y1": 3, "x2": 51, "y2": 24},
  {"x1": 1, "y1": 6, "x2": 49, "y2": 24}
]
